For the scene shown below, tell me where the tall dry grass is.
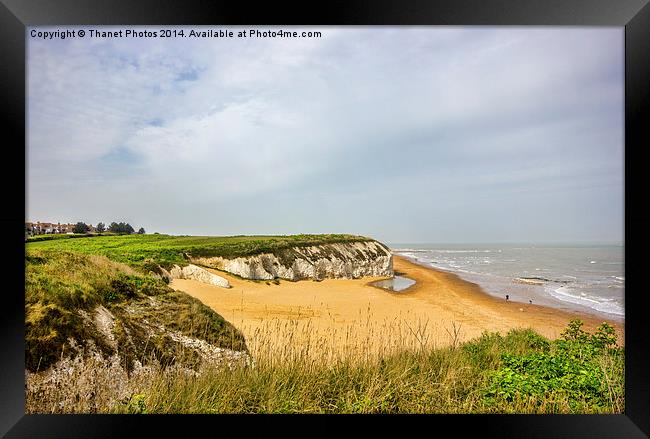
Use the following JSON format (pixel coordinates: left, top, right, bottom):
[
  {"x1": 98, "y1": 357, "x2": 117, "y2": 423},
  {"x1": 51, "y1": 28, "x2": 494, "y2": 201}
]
[
  {"x1": 117, "y1": 314, "x2": 485, "y2": 414},
  {"x1": 26, "y1": 313, "x2": 474, "y2": 413},
  {"x1": 26, "y1": 310, "x2": 624, "y2": 414}
]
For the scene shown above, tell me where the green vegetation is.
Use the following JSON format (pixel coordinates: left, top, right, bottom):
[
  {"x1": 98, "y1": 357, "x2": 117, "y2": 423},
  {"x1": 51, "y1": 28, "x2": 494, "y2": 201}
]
[
  {"x1": 24, "y1": 234, "x2": 623, "y2": 414},
  {"x1": 27, "y1": 296, "x2": 623, "y2": 414},
  {"x1": 26, "y1": 233, "x2": 91, "y2": 242},
  {"x1": 25, "y1": 249, "x2": 247, "y2": 373},
  {"x1": 105, "y1": 321, "x2": 621, "y2": 414},
  {"x1": 26, "y1": 233, "x2": 374, "y2": 270},
  {"x1": 108, "y1": 222, "x2": 135, "y2": 234},
  {"x1": 472, "y1": 321, "x2": 623, "y2": 412},
  {"x1": 73, "y1": 222, "x2": 90, "y2": 234}
]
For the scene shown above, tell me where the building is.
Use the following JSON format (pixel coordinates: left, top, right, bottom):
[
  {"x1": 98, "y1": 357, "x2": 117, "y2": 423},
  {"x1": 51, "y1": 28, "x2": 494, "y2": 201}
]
[{"x1": 25, "y1": 221, "x2": 87, "y2": 236}]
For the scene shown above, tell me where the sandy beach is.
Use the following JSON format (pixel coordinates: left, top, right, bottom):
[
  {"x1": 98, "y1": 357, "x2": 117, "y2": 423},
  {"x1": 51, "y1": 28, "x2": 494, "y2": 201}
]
[{"x1": 171, "y1": 255, "x2": 624, "y2": 358}]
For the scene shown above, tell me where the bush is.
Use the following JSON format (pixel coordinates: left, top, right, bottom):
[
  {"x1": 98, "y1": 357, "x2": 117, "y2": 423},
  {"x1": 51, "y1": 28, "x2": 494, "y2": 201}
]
[
  {"x1": 483, "y1": 320, "x2": 624, "y2": 411},
  {"x1": 125, "y1": 394, "x2": 148, "y2": 414},
  {"x1": 73, "y1": 222, "x2": 90, "y2": 234},
  {"x1": 108, "y1": 222, "x2": 135, "y2": 234}
]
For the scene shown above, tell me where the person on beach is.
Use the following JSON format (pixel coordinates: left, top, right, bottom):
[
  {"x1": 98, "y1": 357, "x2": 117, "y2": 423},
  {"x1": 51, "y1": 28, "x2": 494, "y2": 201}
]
[
  {"x1": 505, "y1": 294, "x2": 509, "y2": 301},
  {"x1": 529, "y1": 299, "x2": 533, "y2": 304}
]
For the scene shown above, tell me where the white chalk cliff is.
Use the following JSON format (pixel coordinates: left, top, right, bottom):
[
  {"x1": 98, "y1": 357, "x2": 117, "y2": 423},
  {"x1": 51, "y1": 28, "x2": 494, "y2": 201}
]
[
  {"x1": 167, "y1": 263, "x2": 231, "y2": 288},
  {"x1": 189, "y1": 240, "x2": 393, "y2": 281}
]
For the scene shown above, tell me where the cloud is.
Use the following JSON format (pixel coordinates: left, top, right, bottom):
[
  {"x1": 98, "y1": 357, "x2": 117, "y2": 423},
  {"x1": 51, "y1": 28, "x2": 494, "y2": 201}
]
[{"x1": 27, "y1": 27, "x2": 623, "y2": 242}]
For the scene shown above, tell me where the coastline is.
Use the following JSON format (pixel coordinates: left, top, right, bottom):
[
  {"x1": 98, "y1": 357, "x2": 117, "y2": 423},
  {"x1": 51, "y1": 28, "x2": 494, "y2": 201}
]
[
  {"x1": 170, "y1": 254, "x2": 624, "y2": 357},
  {"x1": 391, "y1": 255, "x2": 624, "y2": 345},
  {"x1": 396, "y1": 253, "x2": 625, "y2": 324}
]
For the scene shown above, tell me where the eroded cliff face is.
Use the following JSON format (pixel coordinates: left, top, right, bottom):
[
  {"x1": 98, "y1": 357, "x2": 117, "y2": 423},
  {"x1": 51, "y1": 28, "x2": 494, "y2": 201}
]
[
  {"x1": 189, "y1": 240, "x2": 393, "y2": 281},
  {"x1": 26, "y1": 302, "x2": 250, "y2": 413},
  {"x1": 165, "y1": 264, "x2": 231, "y2": 288}
]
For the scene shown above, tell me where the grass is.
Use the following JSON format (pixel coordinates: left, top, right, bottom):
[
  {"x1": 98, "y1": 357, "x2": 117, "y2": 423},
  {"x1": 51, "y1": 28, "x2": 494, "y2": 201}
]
[
  {"x1": 137, "y1": 320, "x2": 622, "y2": 414},
  {"x1": 24, "y1": 235, "x2": 624, "y2": 414},
  {"x1": 26, "y1": 233, "x2": 376, "y2": 270},
  {"x1": 26, "y1": 234, "x2": 86, "y2": 242},
  {"x1": 26, "y1": 315, "x2": 623, "y2": 414},
  {"x1": 25, "y1": 232, "x2": 126, "y2": 243},
  {"x1": 25, "y1": 249, "x2": 247, "y2": 373}
]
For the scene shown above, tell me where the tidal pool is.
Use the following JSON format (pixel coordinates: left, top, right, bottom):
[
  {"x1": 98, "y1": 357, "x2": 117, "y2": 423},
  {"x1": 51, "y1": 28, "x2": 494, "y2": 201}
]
[{"x1": 371, "y1": 275, "x2": 416, "y2": 292}]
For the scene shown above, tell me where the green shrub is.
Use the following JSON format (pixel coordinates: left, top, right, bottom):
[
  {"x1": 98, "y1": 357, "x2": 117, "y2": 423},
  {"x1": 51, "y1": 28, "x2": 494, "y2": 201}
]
[
  {"x1": 483, "y1": 320, "x2": 624, "y2": 411},
  {"x1": 125, "y1": 394, "x2": 148, "y2": 414}
]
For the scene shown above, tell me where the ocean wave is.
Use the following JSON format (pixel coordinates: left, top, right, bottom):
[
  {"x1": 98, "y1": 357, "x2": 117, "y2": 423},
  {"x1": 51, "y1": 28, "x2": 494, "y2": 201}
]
[
  {"x1": 514, "y1": 276, "x2": 572, "y2": 285},
  {"x1": 396, "y1": 249, "x2": 495, "y2": 254},
  {"x1": 396, "y1": 252, "x2": 419, "y2": 261},
  {"x1": 549, "y1": 286, "x2": 624, "y2": 316},
  {"x1": 514, "y1": 277, "x2": 545, "y2": 285},
  {"x1": 451, "y1": 267, "x2": 489, "y2": 276},
  {"x1": 405, "y1": 259, "x2": 490, "y2": 278},
  {"x1": 392, "y1": 248, "x2": 430, "y2": 253},
  {"x1": 430, "y1": 249, "x2": 493, "y2": 253}
]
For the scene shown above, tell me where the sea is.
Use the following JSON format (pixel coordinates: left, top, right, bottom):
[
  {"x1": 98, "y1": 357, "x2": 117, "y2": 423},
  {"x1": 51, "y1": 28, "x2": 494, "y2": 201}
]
[{"x1": 389, "y1": 244, "x2": 624, "y2": 322}]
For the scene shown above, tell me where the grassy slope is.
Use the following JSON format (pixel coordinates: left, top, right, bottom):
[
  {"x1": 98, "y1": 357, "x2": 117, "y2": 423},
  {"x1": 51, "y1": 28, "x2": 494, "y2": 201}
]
[
  {"x1": 26, "y1": 233, "x2": 375, "y2": 270},
  {"x1": 110, "y1": 323, "x2": 622, "y2": 414},
  {"x1": 123, "y1": 325, "x2": 623, "y2": 414},
  {"x1": 26, "y1": 249, "x2": 247, "y2": 373},
  {"x1": 25, "y1": 234, "x2": 624, "y2": 414}
]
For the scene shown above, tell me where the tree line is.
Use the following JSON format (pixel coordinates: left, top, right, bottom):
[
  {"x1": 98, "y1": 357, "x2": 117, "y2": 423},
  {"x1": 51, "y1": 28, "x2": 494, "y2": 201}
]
[{"x1": 73, "y1": 221, "x2": 145, "y2": 235}]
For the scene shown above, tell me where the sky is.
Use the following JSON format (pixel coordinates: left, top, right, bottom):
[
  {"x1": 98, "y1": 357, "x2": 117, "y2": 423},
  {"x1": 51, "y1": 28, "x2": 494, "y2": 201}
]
[{"x1": 26, "y1": 27, "x2": 624, "y2": 244}]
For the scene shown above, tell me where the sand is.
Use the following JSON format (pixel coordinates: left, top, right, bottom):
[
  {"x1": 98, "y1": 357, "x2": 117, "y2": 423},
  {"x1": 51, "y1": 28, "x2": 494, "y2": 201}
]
[{"x1": 170, "y1": 255, "x2": 624, "y2": 358}]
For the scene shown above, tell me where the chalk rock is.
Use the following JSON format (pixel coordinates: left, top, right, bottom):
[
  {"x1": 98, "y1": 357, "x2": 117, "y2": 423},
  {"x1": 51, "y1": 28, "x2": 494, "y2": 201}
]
[
  {"x1": 169, "y1": 264, "x2": 230, "y2": 288},
  {"x1": 190, "y1": 240, "x2": 393, "y2": 281}
]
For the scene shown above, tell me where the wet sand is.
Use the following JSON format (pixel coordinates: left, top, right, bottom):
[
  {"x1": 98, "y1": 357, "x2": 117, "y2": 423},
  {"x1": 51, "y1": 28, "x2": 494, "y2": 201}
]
[{"x1": 170, "y1": 255, "x2": 624, "y2": 357}]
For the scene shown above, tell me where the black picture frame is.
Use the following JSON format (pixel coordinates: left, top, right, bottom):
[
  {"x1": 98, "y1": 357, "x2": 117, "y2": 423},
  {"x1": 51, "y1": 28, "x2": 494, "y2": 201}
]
[{"x1": 2, "y1": 0, "x2": 648, "y2": 437}]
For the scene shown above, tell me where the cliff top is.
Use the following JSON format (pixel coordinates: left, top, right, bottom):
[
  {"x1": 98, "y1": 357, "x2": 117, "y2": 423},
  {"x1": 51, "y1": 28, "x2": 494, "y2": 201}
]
[{"x1": 26, "y1": 233, "x2": 379, "y2": 270}]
